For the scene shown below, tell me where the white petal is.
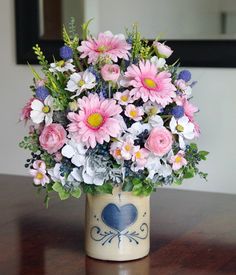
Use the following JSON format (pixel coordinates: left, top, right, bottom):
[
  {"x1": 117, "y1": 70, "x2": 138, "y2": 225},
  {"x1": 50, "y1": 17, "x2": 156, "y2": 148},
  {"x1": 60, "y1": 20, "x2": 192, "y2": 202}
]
[
  {"x1": 31, "y1": 99, "x2": 44, "y2": 111},
  {"x1": 71, "y1": 168, "x2": 82, "y2": 182},
  {"x1": 61, "y1": 144, "x2": 75, "y2": 158},
  {"x1": 93, "y1": 176, "x2": 105, "y2": 186},
  {"x1": 30, "y1": 110, "x2": 44, "y2": 124},
  {"x1": 71, "y1": 154, "x2": 85, "y2": 167}
]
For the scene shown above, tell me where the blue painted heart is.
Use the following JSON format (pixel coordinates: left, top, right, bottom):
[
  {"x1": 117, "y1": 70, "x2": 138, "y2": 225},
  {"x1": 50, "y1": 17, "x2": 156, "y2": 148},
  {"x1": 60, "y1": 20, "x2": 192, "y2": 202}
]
[{"x1": 101, "y1": 203, "x2": 138, "y2": 232}]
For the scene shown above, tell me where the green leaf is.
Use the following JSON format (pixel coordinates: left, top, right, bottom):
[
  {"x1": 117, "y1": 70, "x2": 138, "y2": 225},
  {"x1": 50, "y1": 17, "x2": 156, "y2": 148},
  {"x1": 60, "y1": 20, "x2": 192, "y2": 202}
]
[
  {"x1": 199, "y1": 151, "x2": 209, "y2": 160},
  {"x1": 71, "y1": 188, "x2": 82, "y2": 198},
  {"x1": 132, "y1": 178, "x2": 142, "y2": 186},
  {"x1": 173, "y1": 178, "x2": 183, "y2": 185},
  {"x1": 96, "y1": 183, "x2": 113, "y2": 194},
  {"x1": 58, "y1": 190, "x2": 70, "y2": 200},
  {"x1": 52, "y1": 182, "x2": 63, "y2": 193},
  {"x1": 190, "y1": 143, "x2": 198, "y2": 150},
  {"x1": 82, "y1": 18, "x2": 93, "y2": 40},
  {"x1": 122, "y1": 180, "x2": 134, "y2": 192},
  {"x1": 183, "y1": 167, "x2": 195, "y2": 179}
]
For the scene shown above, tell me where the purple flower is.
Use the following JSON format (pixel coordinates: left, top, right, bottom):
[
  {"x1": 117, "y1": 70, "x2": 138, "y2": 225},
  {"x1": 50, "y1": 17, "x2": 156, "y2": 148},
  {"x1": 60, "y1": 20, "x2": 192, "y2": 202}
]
[
  {"x1": 35, "y1": 86, "x2": 49, "y2": 101},
  {"x1": 60, "y1": 46, "x2": 73, "y2": 60},
  {"x1": 171, "y1": 106, "x2": 184, "y2": 118},
  {"x1": 178, "y1": 70, "x2": 191, "y2": 82}
]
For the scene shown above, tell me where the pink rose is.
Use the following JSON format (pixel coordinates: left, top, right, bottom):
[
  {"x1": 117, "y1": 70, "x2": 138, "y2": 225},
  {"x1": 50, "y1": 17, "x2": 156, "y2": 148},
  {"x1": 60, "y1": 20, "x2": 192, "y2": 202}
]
[
  {"x1": 39, "y1": 123, "x2": 66, "y2": 154},
  {"x1": 153, "y1": 42, "x2": 173, "y2": 58},
  {"x1": 101, "y1": 64, "x2": 120, "y2": 82},
  {"x1": 145, "y1": 127, "x2": 173, "y2": 156}
]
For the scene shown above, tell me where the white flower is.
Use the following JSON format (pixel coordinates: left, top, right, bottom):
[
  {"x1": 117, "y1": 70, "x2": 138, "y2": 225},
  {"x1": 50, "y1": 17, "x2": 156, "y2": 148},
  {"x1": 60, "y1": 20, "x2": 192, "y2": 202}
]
[
  {"x1": 170, "y1": 116, "x2": 195, "y2": 149},
  {"x1": 82, "y1": 157, "x2": 106, "y2": 186},
  {"x1": 144, "y1": 101, "x2": 162, "y2": 116},
  {"x1": 158, "y1": 162, "x2": 172, "y2": 177},
  {"x1": 114, "y1": 90, "x2": 134, "y2": 105},
  {"x1": 61, "y1": 139, "x2": 87, "y2": 167},
  {"x1": 127, "y1": 122, "x2": 151, "y2": 137},
  {"x1": 49, "y1": 59, "x2": 75, "y2": 73},
  {"x1": 121, "y1": 136, "x2": 135, "y2": 160},
  {"x1": 150, "y1": 56, "x2": 166, "y2": 69},
  {"x1": 66, "y1": 70, "x2": 96, "y2": 98},
  {"x1": 175, "y1": 79, "x2": 192, "y2": 98},
  {"x1": 149, "y1": 115, "x2": 164, "y2": 128},
  {"x1": 48, "y1": 163, "x2": 82, "y2": 187},
  {"x1": 145, "y1": 154, "x2": 161, "y2": 180},
  {"x1": 30, "y1": 95, "x2": 54, "y2": 125}
]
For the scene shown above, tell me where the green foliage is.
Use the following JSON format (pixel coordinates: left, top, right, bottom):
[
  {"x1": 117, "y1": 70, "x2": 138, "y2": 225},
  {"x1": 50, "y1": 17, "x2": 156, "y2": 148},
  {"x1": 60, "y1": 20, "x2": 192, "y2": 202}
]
[
  {"x1": 81, "y1": 182, "x2": 113, "y2": 195},
  {"x1": 172, "y1": 143, "x2": 209, "y2": 185},
  {"x1": 122, "y1": 177, "x2": 154, "y2": 196},
  {"x1": 32, "y1": 44, "x2": 49, "y2": 71},
  {"x1": 41, "y1": 152, "x2": 55, "y2": 168},
  {"x1": 19, "y1": 133, "x2": 39, "y2": 153},
  {"x1": 52, "y1": 182, "x2": 82, "y2": 200},
  {"x1": 82, "y1": 18, "x2": 93, "y2": 40}
]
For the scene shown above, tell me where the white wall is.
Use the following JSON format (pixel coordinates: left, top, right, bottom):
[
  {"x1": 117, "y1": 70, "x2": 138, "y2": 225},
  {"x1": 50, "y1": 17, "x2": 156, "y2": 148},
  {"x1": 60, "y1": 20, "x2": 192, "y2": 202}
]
[{"x1": 1, "y1": 0, "x2": 236, "y2": 194}]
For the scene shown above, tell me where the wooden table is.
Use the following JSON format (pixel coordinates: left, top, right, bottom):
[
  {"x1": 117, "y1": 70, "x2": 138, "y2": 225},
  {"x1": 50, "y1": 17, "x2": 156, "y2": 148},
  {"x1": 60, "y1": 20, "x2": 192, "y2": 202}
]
[{"x1": 0, "y1": 174, "x2": 236, "y2": 275}]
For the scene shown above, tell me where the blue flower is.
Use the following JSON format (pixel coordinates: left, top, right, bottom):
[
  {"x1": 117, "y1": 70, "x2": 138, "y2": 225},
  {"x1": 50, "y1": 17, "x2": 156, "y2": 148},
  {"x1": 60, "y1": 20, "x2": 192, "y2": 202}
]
[
  {"x1": 87, "y1": 66, "x2": 100, "y2": 81},
  {"x1": 178, "y1": 70, "x2": 191, "y2": 82},
  {"x1": 60, "y1": 46, "x2": 73, "y2": 60},
  {"x1": 35, "y1": 86, "x2": 49, "y2": 101},
  {"x1": 171, "y1": 106, "x2": 184, "y2": 118}
]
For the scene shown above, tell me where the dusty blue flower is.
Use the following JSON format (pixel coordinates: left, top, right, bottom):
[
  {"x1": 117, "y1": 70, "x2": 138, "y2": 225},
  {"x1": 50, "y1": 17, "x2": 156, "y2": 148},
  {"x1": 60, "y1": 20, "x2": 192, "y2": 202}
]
[
  {"x1": 60, "y1": 46, "x2": 73, "y2": 60},
  {"x1": 178, "y1": 70, "x2": 191, "y2": 82},
  {"x1": 171, "y1": 106, "x2": 184, "y2": 118},
  {"x1": 35, "y1": 86, "x2": 49, "y2": 101}
]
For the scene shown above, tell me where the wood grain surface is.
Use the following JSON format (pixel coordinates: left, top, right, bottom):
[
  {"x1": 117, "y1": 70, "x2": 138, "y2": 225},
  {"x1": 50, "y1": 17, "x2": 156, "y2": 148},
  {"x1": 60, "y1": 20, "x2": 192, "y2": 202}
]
[{"x1": 0, "y1": 174, "x2": 236, "y2": 275}]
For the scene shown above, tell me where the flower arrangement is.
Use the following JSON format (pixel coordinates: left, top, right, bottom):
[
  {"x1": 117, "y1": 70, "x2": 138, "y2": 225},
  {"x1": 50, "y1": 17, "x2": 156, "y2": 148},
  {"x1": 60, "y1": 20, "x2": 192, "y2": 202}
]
[{"x1": 19, "y1": 21, "x2": 208, "y2": 206}]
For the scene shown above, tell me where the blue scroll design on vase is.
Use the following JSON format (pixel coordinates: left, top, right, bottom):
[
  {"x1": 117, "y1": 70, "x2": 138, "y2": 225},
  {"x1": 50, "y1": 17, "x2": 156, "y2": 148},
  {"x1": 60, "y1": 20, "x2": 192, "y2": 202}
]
[{"x1": 90, "y1": 203, "x2": 148, "y2": 247}]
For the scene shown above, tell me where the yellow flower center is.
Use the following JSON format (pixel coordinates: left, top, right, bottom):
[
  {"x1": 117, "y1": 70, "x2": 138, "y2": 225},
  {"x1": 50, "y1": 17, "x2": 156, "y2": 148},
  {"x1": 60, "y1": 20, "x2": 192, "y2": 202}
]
[
  {"x1": 135, "y1": 151, "x2": 142, "y2": 159},
  {"x1": 78, "y1": 79, "x2": 85, "y2": 87},
  {"x1": 87, "y1": 113, "x2": 104, "y2": 128},
  {"x1": 176, "y1": 124, "x2": 184, "y2": 132},
  {"x1": 42, "y1": 106, "x2": 50, "y2": 113},
  {"x1": 57, "y1": 60, "x2": 65, "y2": 67},
  {"x1": 130, "y1": 109, "x2": 138, "y2": 118},
  {"x1": 149, "y1": 107, "x2": 158, "y2": 116},
  {"x1": 36, "y1": 172, "x2": 44, "y2": 180},
  {"x1": 97, "y1": 45, "x2": 108, "y2": 53},
  {"x1": 121, "y1": 95, "x2": 129, "y2": 102},
  {"x1": 124, "y1": 144, "x2": 131, "y2": 152},
  {"x1": 175, "y1": 156, "x2": 182, "y2": 163},
  {"x1": 143, "y1": 78, "x2": 157, "y2": 89}
]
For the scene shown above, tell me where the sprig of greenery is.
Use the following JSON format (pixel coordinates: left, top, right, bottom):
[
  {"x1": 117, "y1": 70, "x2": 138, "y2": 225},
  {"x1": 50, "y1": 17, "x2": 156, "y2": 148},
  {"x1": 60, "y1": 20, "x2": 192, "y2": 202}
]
[
  {"x1": 19, "y1": 133, "x2": 40, "y2": 153},
  {"x1": 32, "y1": 44, "x2": 49, "y2": 72}
]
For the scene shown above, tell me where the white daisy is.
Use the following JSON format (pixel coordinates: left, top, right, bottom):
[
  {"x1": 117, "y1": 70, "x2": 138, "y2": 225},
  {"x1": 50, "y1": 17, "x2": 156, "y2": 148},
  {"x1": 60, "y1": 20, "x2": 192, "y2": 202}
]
[
  {"x1": 170, "y1": 116, "x2": 195, "y2": 149},
  {"x1": 30, "y1": 95, "x2": 54, "y2": 125},
  {"x1": 66, "y1": 70, "x2": 96, "y2": 98},
  {"x1": 49, "y1": 59, "x2": 75, "y2": 73},
  {"x1": 61, "y1": 139, "x2": 87, "y2": 167}
]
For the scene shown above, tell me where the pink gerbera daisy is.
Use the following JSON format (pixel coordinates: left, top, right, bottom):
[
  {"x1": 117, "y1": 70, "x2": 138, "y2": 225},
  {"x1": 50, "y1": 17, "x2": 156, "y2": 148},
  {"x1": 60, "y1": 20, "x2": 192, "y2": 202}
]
[
  {"x1": 67, "y1": 94, "x2": 123, "y2": 148},
  {"x1": 124, "y1": 60, "x2": 176, "y2": 107},
  {"x1": 78, "y1": 31, "x2": 131, "y2": 64}
]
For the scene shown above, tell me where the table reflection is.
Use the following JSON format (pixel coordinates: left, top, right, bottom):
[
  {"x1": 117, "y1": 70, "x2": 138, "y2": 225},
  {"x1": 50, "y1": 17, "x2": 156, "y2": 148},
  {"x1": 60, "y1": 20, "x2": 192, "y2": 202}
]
[{"x1": 18, "y1": 215, "x2": 150, "y2": 274}]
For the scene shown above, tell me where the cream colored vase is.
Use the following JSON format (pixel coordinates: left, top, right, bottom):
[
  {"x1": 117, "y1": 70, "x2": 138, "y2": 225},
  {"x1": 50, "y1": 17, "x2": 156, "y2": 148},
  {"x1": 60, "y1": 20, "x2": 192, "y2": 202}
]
[{"x1": 85, "y1": 188, "x2": 150, "y2": 261}]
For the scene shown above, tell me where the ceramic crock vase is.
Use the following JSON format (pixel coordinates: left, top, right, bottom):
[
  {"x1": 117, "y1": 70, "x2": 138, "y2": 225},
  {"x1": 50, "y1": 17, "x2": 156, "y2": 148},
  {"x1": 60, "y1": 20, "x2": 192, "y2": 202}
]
[{"x1": 85, "y1": 187, "x2": 150, "y2": 261}]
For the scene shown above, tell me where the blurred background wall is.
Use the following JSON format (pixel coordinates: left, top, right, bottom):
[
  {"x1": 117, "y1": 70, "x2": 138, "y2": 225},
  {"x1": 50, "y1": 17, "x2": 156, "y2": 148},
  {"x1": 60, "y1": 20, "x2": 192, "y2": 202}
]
[{"x1": 1, "y1": 0, "x2": 236, "y2": 193}]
